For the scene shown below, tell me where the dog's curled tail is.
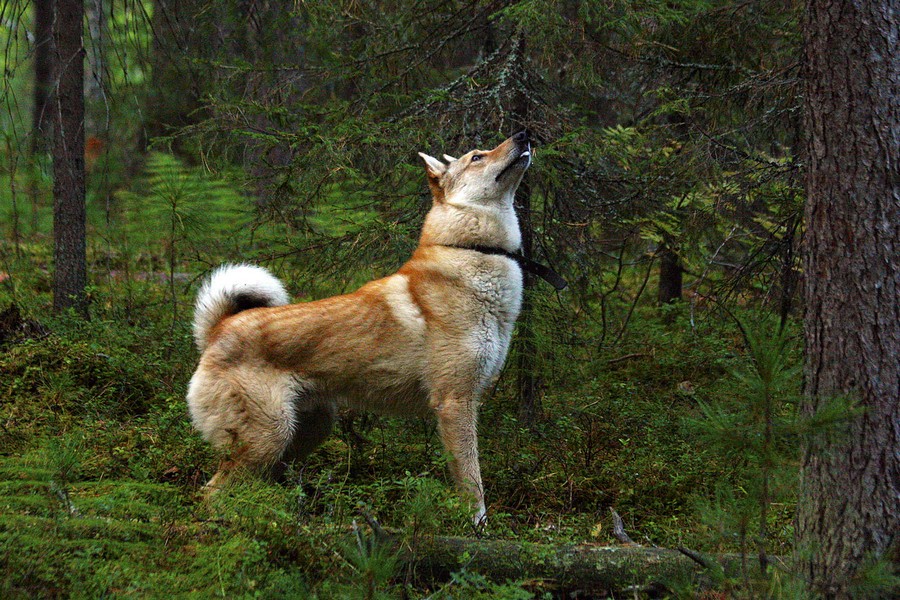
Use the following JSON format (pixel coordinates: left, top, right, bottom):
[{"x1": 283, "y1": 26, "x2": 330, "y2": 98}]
[{"x1": 193, "y1": 264, "x2": 289, "y2": 351}]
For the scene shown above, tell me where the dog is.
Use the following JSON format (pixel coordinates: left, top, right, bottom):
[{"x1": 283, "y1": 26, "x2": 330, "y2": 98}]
[{"x1": 187, "y1": 131, "x2": 537, "y2": 523}]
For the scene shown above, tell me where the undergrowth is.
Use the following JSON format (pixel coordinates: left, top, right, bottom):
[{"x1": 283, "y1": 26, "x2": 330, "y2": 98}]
[{"x1": 0, "y1": 153, "x2": 803, "y2": 598}]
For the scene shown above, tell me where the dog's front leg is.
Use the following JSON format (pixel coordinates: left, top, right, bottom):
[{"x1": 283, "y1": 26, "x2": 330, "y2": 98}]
[{"x1": 431, "y1": 393, "x2": 486, "y2": 525}]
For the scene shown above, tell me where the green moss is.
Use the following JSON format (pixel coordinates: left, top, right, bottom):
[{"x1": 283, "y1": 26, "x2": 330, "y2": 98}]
[{"x1": 0, "y1": 222, "x2": 799, "y2": 597}]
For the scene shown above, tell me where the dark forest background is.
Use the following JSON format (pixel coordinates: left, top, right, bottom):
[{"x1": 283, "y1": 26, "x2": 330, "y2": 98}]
[{"x1": 1, "y1": 1, "x2": 896, "y2": 598}]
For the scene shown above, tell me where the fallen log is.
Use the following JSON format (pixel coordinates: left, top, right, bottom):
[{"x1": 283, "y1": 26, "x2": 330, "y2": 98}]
[
  {"x1": 355, "y1": 510, "x2": 773, "y2": 596},
  {"x1": 402, "y1": 535, "x2": 756, "y2": 596}
]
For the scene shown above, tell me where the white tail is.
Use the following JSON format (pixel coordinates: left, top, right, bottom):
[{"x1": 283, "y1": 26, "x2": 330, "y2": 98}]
[{"x1": 192, "y1": 264, "x2": 289, "y2": 351}]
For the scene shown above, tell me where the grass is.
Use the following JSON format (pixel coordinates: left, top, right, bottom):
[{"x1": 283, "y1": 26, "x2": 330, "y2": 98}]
[{"x1": 0, "y1": 153, "x2": 801, "y2": 597}]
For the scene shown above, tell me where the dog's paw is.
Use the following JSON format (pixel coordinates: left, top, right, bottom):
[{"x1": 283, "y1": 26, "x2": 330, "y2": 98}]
[{"x1": 472, "y1": 505, "x2": 487, "y2": 530}]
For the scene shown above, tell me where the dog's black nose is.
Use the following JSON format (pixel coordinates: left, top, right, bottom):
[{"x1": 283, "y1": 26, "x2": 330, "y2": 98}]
[{"x1": 513, "y1": 130, "x2": 530, "y2": 143}]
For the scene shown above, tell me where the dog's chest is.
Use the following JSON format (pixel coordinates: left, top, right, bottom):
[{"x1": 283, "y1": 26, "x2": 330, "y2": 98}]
[
  {"x1": 464, "y1": 257, "x2": 523, "y2": 382},
  {"x1": 468, "y1": 257, "x2": 523, "y2": 325}
]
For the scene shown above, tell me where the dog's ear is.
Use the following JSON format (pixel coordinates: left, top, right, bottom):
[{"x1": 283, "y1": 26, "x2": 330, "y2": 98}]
[
  {"x1": 418, "y1": 153, "x2": 447, "y2": 202},
  {"x1": 442, "y1": 154, "x2": 458, "y2": 163},
  {"x1": 417, "y1": 153, "x2": 447, "y2": 179}
]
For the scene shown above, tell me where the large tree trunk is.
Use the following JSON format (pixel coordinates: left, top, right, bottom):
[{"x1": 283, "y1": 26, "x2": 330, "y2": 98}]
[
  {"x1": 52, "y1": 0, "x2": 88, "y2": 316},
  {"x1": 797, "y1": 1, "x2": 899, "y2": 597}
]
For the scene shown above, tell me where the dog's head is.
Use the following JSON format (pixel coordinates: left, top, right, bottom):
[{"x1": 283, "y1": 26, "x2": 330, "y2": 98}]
[{"x1": 418, "y1": 131, "x2": 532, "y2": 206}]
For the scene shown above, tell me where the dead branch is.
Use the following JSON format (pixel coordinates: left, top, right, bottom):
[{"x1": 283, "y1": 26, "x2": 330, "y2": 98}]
[
  {"x1": 609, "y1": 508, "x2": 639, "y2": 546},
  {"x1": 606, "y1": 353, "x2": 646, "y2": 365},
  {"x1": 678, "y1": 546, "x2": 716, "y2": 570}
]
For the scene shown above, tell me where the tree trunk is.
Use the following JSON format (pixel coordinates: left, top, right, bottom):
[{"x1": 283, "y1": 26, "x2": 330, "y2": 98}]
[
  {"x1": 797, "y1": 1, "x2": 899, "y2": 597},
  {"x1": 510, "y1": 32, "x2": 541, "y2": 428},
  {"x1": 143, "y1": 0, "x2": 203, "y2": 150},
  {"x1": 52, "y1": 0, "x2": 88, "y2": 317},
  {"x1": 657, "y1": 241, "x2": 683, "y2": 304},
  {"x1": 515, "y1": 177, "x2": 541, "y2": 427}
]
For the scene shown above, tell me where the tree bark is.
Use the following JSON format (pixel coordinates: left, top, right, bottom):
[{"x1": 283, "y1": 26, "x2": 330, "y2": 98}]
[
  {"x1": 657, "y1": 241, "x2": 683, "y2": 304},
  {"x1": 797, "y1": 1, "x2": 899, "y2": 597},
  {"x1": 52, "y1": 0, "x2": 88, "y2": 316}
]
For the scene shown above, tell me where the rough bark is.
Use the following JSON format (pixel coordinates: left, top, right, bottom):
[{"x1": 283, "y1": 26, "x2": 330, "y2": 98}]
[
  {"x1": 52, "y1": 0, "x2": 88, "y2": 316},
  {"x1": 797, "y1": 0, "x2": 899, "y2": 597}
]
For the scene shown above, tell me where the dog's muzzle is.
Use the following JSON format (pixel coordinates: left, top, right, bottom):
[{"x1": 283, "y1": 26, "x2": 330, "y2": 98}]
[{"x1": 495, "y1": 131, "x2": 533, "y2": 182}]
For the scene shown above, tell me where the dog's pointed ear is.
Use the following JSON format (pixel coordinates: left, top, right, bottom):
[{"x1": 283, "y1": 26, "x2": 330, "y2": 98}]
[
  {"x1": 442, "y1": 154, "x2": 458, "y2": 163},
  {"x1": 418, "y1": 152, "x2": 447, "y2": 202},
  {"x1": 418, "y1": 152, "x2": 447, "y2": 179}
]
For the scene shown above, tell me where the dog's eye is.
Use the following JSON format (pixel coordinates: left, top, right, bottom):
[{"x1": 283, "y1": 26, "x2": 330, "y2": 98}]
[{"x1": 471, "y1": 154, "x2": 482, "y2": 162}]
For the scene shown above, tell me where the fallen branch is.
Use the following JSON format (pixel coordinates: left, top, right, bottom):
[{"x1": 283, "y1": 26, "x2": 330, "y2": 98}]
[
  {"x1": 606, "y1": 352, "x2": 646, "y2": 365},
  {"x1": 678, "y1": 546, "x2": 716, "y2": 570}
]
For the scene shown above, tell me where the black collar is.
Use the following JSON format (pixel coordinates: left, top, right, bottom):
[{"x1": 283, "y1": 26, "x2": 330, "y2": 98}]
[{"x1": 444, "y1": 245, "x2": 568, "y2": 290}]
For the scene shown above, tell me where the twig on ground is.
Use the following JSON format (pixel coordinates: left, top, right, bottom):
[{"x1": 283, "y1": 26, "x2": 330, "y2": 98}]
[{"x1": 606, "y1": 353, "x2": 646, "y2": 365}]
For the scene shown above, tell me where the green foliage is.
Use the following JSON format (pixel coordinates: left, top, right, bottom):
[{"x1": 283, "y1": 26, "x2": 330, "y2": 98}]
[
  {"x1": 337, "y1": 523, "x2": 400, "y2": 600},
  {"x1": 113, "y1": 152, "x2": 258, "y2": 267},
  {"x1": 847, "y1": 553, "x2": 900, "y2": 600},
  {"x1": 1, "y1": 238, "x2": 804, "y2": 597},
  {"x1": 430, "y1": 569, "x2": 538, "y2": 600},
  {"x1": 0, "y1": 1, "x2": 834, "y2": 596},
  {"x1": 682, "y1": 316, "x2": 862, "y2": 596},
  {"x1": 0, "y1": 333, "x2": 162, "y2": 455},
  {"x1": 686, "y1": 318, "x2": 802, "y2": 561}
]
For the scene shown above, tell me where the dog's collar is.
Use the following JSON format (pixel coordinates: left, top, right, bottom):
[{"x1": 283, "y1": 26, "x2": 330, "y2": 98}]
[{"x1": 442, "y1": 245, "x2": 568, "y2": 290}]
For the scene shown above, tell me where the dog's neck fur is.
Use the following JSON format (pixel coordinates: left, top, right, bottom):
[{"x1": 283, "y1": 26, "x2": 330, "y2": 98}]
[{"x1": 418, "y1": 194, "x2": 522, "y2": 253}]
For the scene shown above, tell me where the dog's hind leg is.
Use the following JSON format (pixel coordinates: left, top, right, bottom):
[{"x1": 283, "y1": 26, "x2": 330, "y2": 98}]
[
  {"x1": 189, "y1": 369, "x2": 301, "y2": 495},
  {"x1": 273, "y1": 399, "x2": 337, "y2": 480},
  {"x1": 202, "y1": 408, "x2": 296, "y2": 495}
]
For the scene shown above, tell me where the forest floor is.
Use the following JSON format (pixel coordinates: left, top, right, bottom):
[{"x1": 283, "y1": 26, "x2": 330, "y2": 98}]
[{"x1": 0, "y1": 158, "x2": 799, "y2": 598}]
